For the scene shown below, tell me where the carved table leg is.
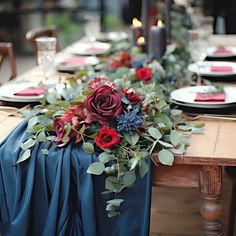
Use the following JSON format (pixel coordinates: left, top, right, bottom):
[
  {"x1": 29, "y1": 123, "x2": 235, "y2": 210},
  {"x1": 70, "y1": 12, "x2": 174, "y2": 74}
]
[{"x1": 199, "y1": 166, "x2": 224, "y2": 236}]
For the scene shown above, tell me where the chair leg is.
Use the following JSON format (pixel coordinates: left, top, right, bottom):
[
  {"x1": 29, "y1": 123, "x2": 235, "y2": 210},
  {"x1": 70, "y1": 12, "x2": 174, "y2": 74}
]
[{"x1": 227, "y1": 182, "x2": 236, "y2": 236}]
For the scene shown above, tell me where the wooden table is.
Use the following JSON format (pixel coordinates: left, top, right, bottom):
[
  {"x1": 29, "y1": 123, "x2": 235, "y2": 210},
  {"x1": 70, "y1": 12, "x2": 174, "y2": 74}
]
[
  {"x1": 1, "y1": 115, "x2": 235, "y2": 236},
  {"x1": 2, "y1": 35, "x2": 236, "y2": 236}
]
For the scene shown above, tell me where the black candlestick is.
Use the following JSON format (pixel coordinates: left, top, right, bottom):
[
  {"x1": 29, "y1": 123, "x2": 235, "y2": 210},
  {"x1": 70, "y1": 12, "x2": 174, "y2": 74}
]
[
  {"x1": 148, "y1": 23, "x2": 166, "y2": 61},
  {"x1": 165, "y1": 0, "x2": 172, "y2": 42},
  {"x1": 141, "y1": 0, "x2": 149, "y2": 44}
]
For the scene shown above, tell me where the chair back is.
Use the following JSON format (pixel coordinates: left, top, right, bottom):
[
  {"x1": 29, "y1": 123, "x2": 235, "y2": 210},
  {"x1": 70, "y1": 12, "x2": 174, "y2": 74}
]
[
  {"x1": 26, "y1": 25, "x2": 59, "y2": 63},
  {"x1": 0, "y1": 42, "x2": 17, "y2": 81}
]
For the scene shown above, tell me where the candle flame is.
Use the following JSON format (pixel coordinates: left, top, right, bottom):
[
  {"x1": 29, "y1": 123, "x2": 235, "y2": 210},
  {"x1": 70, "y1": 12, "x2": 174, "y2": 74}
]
[
  {"x1": 132, "y1": 18, "x2": 142, "y2": 27},
  {"x1": 137, "y1": 36, "x2": 145, "y2": 45},
  {"x1": 157, "y1": 20, "x2": 163, "y2": 27}
]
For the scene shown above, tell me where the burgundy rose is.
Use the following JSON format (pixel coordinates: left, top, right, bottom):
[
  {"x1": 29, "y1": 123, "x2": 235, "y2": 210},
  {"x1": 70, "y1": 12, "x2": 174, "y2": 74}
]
[
  {"x1": 54, "y1": 117, "x2": 70, "y2": 144},
  {"x1": 135, "y1": 67, "x2": 152, "y2": 82},
  {"x1": 123, "y1": 89, "x2": 143, "y2": 105},
  {"x1": 96, "y1": 127, "x2": 120, "y2": 149},
  {"x1": 110, "y1": 51, "x2": 132, "y2": 69},
  {"x1": 84, "y1": 85, "x2": 123, "y2": 125}
]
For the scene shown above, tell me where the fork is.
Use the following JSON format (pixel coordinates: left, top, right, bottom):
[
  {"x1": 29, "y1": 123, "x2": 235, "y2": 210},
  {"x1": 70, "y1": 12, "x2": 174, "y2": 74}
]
[{"x1": 182, "y1": 113, "x2": 236, "y2": 121}]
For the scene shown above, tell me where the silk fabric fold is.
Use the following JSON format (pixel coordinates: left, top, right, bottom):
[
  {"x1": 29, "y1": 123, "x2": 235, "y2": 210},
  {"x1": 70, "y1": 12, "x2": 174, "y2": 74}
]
[{"x1": 0, "y1": 120, "x2": 152, "y2": 236}]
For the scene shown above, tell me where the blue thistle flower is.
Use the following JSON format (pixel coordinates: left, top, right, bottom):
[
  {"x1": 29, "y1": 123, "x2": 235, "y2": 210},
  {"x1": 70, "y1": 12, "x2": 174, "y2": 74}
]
[{"x1": 117, "y1": 108, "x2": 143, "y2": 134}]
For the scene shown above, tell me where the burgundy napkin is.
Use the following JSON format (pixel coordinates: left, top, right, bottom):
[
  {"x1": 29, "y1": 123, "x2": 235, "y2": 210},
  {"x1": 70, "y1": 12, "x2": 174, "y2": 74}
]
[
  {"x1": 214, "y1": 48, "x2": 233, "y2": 55},
  {"x1": 64, "y1": 56, "x2": 86, "y2": 66},
  {"x1": 210, "y1": 65, "x2": 233, "y2": 72},
  {"x1": 194, "y1": 92, "x2": 225, "y2": 102},
  {"x1": 14, "y1": 87, "x2": 48, "y2": 96}
]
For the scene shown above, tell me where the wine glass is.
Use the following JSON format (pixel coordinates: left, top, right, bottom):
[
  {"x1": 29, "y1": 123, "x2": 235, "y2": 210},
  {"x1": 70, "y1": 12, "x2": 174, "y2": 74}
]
[
  {"x1": 84, "y1": 13, "x2": 101, "y2": 43},
  {"x1": 188, "y1": 29, "x2": 207, "y2": 85},
  {"x1": 36, "y1": 37, "x2": 57, "y2": 82}
]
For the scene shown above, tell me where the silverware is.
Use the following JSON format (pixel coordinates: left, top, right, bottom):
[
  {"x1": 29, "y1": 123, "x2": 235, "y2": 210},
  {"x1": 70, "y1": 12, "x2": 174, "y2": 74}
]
[
  {"x1": 182, "y1": 113, "x2": 236, "y2": 121},
  {"x1": 0, "y1": 105, "x2": 30, "y2": 117}
]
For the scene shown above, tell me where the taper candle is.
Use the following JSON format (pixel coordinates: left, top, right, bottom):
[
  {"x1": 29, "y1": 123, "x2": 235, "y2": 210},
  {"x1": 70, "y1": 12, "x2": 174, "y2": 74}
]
[
  {"x1": 130, "y1": 18, "x2": 142, "y2": 47},
  {"x1": 165, "y1": 0, "x2": 172, "y2": 42},
  {"x1": 148, "y1": 20, "x2": 166, "y2": 61},
  {"x1": 141, "y1": 0, "x2": 149, "y2": 43}
]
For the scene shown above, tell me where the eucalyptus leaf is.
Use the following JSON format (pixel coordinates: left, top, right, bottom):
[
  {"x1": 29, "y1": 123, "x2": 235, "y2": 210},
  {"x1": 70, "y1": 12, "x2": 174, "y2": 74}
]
[
  {"x1": 123, "y1": 171, "x2": 136, "y2": 187},
  {"x1": 107, "y1": 211, "x2": 120, "y2": 218},
  {"x1": 99, "y1": 152, "x2": 115, "y2": 164},
  {"x1": 28, "y1": 116, "x2": 38, "y2": 128},
  {"x1": 17, "y1": 138, "x2": 36, "y2": 150},
  {"x1": 170, "y1": 130, "x2": 180, "y2": 146},
  {"x1": 16, "y1": 149, "x2": 31, "y2": 165},
  {"x1": 158, "y1": 149, "x2": 174, "y2": 166},
  {"x1": 158, "y1": 140, "x2": 173, "y2": 148},
  {"x1": 41, "y1": 149, "x2": 49, "y2": 155},
  {"x1": 87, "y1": 162, "x2": 105, "y2": 175},
  {"x1": 46, "y1": 93, "x2": 58, "y2": 104},
  {"x1": 139, "y1": 160, "x2": 149, "y2": 178},
  {"x1": 123, "y1": 132, "x2": 139, "y2": 146},
  {"x1": 82, "y1": 142, "x2": 94, "y2": 154},
  {"x1": 106, "y1": 198, "x2": 124, "y2": 206},
  {"x1": 148, "y1": 127, "x2": 162, "y2": 140},
  {"x1": 37, "y1": 131, "x2": 47, "y2": 142}
]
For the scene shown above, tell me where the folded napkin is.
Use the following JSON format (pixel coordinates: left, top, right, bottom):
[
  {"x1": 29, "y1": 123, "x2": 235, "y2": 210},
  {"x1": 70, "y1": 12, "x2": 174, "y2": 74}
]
[
  {"x1": 210, "y1": 65, "x2": 233, "y2": 72},
  {"x1": 194, "y1": 92, "x2": 225, "y2": 102},
  {"x1": 64, "y1": 56, "x2": 86, "y2": 66},
  {"x1": 86, "y1": 47, "x2": 102, "y2": 53},
  {"x1": 14, "y1": 87, "x2": 48, "y2": 96},
  {"x1": 214, "y1": 48, "x2": 233, "y2": 55}
]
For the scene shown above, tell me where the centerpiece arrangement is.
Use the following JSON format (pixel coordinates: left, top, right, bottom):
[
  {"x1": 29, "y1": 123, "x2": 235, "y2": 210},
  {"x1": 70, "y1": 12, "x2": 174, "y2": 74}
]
[{"x1": 17, "y1": 57, "x2": 203, "y2": 217}]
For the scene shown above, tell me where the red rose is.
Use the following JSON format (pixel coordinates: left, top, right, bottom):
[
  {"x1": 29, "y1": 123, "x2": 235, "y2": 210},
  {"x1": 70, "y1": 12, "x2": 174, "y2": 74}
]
[
  {"x1": 54, "y1": 117, "x2": 70, "y2": 144},
  {"x1": 123, "y1": 89, "x2": 143, "y2": 105},
  {"x1": 84, "y1": 85, "x2": 123, "y2": 125},
  {"x1": 135, "y1": 67, "x2": 152, "y2": 82},
  {"x1": 96, "y1": 127, "x2": 120, "y2": 149}
]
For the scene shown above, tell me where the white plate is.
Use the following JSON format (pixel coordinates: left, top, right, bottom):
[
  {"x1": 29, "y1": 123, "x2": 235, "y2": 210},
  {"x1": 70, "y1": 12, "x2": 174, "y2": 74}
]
[
  {"x1": 170, "y1": 86, "x2": 236, "y2": 108},
  {"x1": 96, "y1": 32, "x2": 128, "y2": 42},
  {"x1": 0, "y1": 82, "x2": 46, "y2": 102},
  {"x1": 207, "y1": 47, "x2": 236, "y2": 58},
  {"x1": 188, "y1": 61, "x2": 236, "y2": 76},
  {"x1": 65, "y1": 41, "x2": 111, "y2": 56},
  {"x1": 56, "y1": 56, "x2": 100, "y2": 72}
]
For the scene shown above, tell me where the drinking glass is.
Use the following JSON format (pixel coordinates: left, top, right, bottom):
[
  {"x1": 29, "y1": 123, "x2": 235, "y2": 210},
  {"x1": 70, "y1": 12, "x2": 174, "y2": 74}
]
[
  {"x1": 36, "y1": 37, "x2": 57, "y2": 82},
  {"x1": 188, "y1": 29, "x2": 207, "y2": 85}
]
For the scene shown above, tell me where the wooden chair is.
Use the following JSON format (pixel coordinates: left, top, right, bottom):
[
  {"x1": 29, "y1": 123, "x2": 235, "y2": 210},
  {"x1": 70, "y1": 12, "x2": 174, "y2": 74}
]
[
  {"x1": 225, "y1": 166, "x2": 236, "y2": 236},
  {"x1": 0, "y1": 42, "x2": 17, "y2": 81},
  {"x1": 25, "y1": 25, "x2": 59, "y2": 63}
]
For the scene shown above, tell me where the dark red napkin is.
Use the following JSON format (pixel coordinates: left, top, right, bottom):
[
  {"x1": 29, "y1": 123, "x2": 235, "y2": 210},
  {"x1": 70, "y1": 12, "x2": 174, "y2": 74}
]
[
  {"x1": 214, "y1": 48, "x2": 233, "y2": 55},
  {"x1": 194, "y1": 92, "x2": 225, "y2": 102},
  {"x1": 14, "y1": 87, "x2": 48, "y2": 96},
  {"x1": 210, "y1": 65, "x2": 233, "y2": 72},
  {"x1": 64, "y1": 56, "x2": 86, "y2": 66}
]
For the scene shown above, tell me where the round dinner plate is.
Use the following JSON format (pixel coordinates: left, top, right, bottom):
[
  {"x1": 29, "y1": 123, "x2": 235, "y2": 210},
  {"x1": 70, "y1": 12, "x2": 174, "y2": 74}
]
[
  {"x1": 207, "y1": 47, "x2": 236, "y2": 58},
  {"x1": 188, "y1": 61, "x2": 236, "y2": 77},
  {"x1": 96, "y1": 32, "x2": 128, "y2": 42},
  {"x1": 170, "y1": 86, "x2": 236, "y2": 108},
  {"x1": 65, "y1": 41, "x2": 111, "y2": 56},
  {"x1": 0, "y1": 82, "x2": 46, "y2": 102},
  {"x1": 56, "y1": 55, "x2": 100, "y2": 73}
]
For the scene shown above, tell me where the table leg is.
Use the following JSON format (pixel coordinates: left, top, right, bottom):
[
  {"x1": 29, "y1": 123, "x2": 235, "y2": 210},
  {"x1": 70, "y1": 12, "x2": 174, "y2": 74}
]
[{"x1": 199, "y1": 165, "x2": 224, "y2": 236}]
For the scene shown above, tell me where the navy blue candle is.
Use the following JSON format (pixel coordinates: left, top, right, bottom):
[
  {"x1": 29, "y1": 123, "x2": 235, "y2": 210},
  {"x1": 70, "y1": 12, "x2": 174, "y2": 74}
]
[{"x1": 148, "y1": 21, "x2": 166, "y2": 61}]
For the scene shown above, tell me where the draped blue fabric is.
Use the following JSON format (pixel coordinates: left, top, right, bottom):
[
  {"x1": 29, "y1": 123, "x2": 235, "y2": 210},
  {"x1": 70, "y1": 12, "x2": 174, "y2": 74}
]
[{"x1": 0, "y1": 120, "x2": 152, "y2": 236}]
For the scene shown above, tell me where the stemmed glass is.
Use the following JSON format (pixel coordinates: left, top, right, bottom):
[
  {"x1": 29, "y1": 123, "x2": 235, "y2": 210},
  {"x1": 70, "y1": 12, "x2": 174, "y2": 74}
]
[
  {"x1": 84, "y1": 13, "x2": 101, "y2": 43},
  {"x1": 36, "y1": 37, "x2": 57, "y2": 83},
  {"x1": 188, "y1": 29, "x2": 207, "y2": 85}
]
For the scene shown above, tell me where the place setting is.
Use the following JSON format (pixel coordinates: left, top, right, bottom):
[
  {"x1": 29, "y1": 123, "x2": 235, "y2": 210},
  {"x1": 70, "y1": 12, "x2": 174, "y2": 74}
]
[
  {"x1": 170, "y1": 85, "x2": 236, "y2": 114},
  {"x1": 0, "y1": 82, "x2": 49, "y2": 104},
  {"x1": 56, "y1": 55, "x2": 100, "y2": 73},
  {"x1": 64, "y1": 41, "x2": 111, "y2": 56},
  {"x1": 188, "y1": 61, "x2": 236, "y2": 82},
  {"x1": 206, "y1": 46, "x2": 236, "y2": 60}
]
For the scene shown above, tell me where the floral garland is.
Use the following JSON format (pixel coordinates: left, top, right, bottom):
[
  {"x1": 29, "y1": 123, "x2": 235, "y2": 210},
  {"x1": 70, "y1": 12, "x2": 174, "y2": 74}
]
[{"x1": 17, "y1": 56, "x2": 203, "y2": 217}]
